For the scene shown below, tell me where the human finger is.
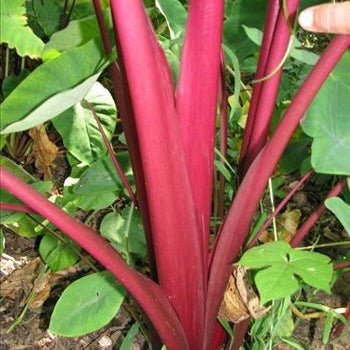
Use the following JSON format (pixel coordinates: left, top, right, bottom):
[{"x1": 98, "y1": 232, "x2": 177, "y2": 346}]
[{"x1": 298, "y1": 2, "x2": 350, "y2": 35}]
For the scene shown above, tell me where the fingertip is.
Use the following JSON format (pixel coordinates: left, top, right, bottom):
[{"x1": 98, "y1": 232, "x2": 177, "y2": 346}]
[{"x1": 299, "y1": 9, "x2": 314, "y2": 30}]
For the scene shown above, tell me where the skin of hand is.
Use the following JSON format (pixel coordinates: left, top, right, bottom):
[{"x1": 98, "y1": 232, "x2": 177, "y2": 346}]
[{"x1": 298, "y1": 1, "x2": 350, "y2": 35}]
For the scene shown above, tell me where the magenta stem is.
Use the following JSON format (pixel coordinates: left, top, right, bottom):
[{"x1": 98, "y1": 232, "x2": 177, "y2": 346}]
[
  {"x1": 0, "y1": 166, "x2": 188, "y2": 349},
  {"x1": 333, "y1": 260, "x2": 350, "y2": 270},
  {"x1": 85, "y1": 100, "x2": 138, "y2": 205},
  {"x1": 0, "y1": 202, "x2": 34, "y2": 214},
  {"x1": 247, "y1": 169, "x2": 314, "y2": 249},
  {"x1": 290, "y1": 178, "x2": 347, "y2": 247}
]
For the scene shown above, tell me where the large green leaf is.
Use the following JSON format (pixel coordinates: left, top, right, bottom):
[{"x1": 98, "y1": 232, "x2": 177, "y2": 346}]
[
  {"x1": 0, "y1": 0, "x2": 44, "y2": 58},
  {"x1": 238, "y1": 241, "x2": 333, "y2": 304},
  {"x1": 325, "y1": 197, "x2": 350, "y2": 236},
  {"x1": 223, "y1": 0, "x2": 266, "y2": 61},
  {"x1": 43, "y1": 9, "x2": 112, "y2": 60},
  {"x1": 49, "y1": 271, "x2": 125, "y2": 337},
  {"x1": 0, "y1": 39, "x2": 109, "y2": 134},
  {"x1": 301, "y1": 52, "x2": 350, "y2": 175},
  {"x1": 53, "y1": 82, "x2": 116, "y2": 166}
]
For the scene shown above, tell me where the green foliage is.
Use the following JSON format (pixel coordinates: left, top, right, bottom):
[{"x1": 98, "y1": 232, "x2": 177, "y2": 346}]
[
  {"x1": 49, "y1": 271, "x2": 125, "y2": 337},
  {"x1": 2, "y1": 69, "x2": 31, "y2": 99},
  {"x1": 0, "y1": 228, "x2": 4, "y2": 256},
  {"x1": 39, "y1": 234, "x2": 80, "y2": 272},
  {"x1": 325, "y1": 197, "x2": 350, "y2": 236},
  {"x1": 0, "y1": 0, "x2": 44, "y2": 58},
  {"x1": 73, "y1": 152, "x2": 132, "y2": 195},
  {"x1": 0, "y1": 39, "x2": 110, "y2": 134},
  {"x1": 100, "y1": 205, "x2": 147, "y2": 264},
  {"x1": 119, "y1": 322, "x2": 140, "y2": 350},
  {"x1": 53, "y1": 82, "x2": 116, "y2": 166},
  {"x1": 238, "y1": 241, "x2": 333, "y2": 304},
  {"x1": 301, "y1": 52, "x2": 350, "y2": 175}
]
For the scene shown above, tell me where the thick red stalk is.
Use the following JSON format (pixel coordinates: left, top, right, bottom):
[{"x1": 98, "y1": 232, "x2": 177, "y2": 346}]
[
  {"x1": 93, "y1": 0, "x2": 156, "y2": 275},
  {"x1": 247, "y1": 169, "x2": 313, "y2": 249},
  {"x1": 332, "y1": 301, "x2": 350, "y2": 338},
  {"x1": 110, "y1": 1, "x2": 205, "y2": 347},
  {"x1": 176, "y1": 0, "x2": 225, "y2": 257},
  {"x1": 290, "y1": 178, "x2": 347, "y2": 247},
  {"x1": 239, "y1": 0, "x2": 280, "y2": 169},
  {"x1": 86, "y1": 100, "x2": 138, "y2": 205},
  {"x1": 333, "y1": 260, "x2": 350, "y2": 270},
  {"x1": 240, "y1": 0, "x2": 300, "y2": 175},
  {"x1": 0, "y1": 202, "x2": 33, "y2": 213},
  {"x1": 229, "y1": 319, "x2": 250, "y2": 350},
  {"x1": 205, "y1": 36, "x2": 350, "y2": 348},
  {"x1": 0, "y1": 166, "x2": 188, "y2": 349}
]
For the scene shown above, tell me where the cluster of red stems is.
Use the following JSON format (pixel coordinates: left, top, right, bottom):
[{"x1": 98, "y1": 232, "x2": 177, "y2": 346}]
[{"x1": 0, "y1": 1, "x2": 349, "y2": 349}]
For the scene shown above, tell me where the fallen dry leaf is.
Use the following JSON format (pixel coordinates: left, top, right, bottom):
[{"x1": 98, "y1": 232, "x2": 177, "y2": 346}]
[
  {"x1": 219, "y1": 266, "x2": 270, "y2": 323},
  {"x1": 29, "y1": 124, "x2": 58, "y2": 180}
]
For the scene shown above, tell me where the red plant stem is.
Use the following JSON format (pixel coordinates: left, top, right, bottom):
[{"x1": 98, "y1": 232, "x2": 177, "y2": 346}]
[
  {"x1": 240, "y1": 0, "x2": 300, "y2": 176},
  {"x1": 332, "y1": 301, "x2": 350, "y2": 338},
  {"x1": 0, "y1": 166, "x2": 188, "y2": 349},
  {"x1": 93, "y1": 0, "x2": 156, "y2": 276},
  {"x1": 229, "y1": 319, "x2": 250, "y2": 350},
  {"x1": 205, "y1": 35, "x2": 350, "y2": 349},
  {"x1": 334, "y1": 260, "x2": 350, "y2": 270},
  {"x1": 239, "y1": 0, "x2": 280, "y2": 167},
  {"x1": 290, "y1": 178, "x2": 347, "y2": 247},
  {"x1": 85, "y1": 100, "x2": 138, "y2": 205},
  {"x1": 247, "y1": 169, "x2": 314, "y2": 249},
  {"x1": 176, "y1": 0, "x2": 225, "y2": 257},
  {"x1": 110, "y1": 2, "x2": 205, "y2": 347},
  {"x1": 0, "y1": 202, "x2": 33, "y2": 214}
]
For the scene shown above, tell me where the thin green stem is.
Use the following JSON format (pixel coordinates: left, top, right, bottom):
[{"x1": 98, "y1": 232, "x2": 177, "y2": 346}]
[{"x1": 296, "y1": 241, "x2": 350, "y2": 250}]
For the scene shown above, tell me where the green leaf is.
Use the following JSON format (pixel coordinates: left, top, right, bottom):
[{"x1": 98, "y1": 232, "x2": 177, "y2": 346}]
[
  {"x1": 0, "y1": 228, "x2": 4, "y2": 255},
  {"x1": 0, "y1": 39, "x2": 109, "y2": 134},
  {"x1": 31, "y1": 0, "x2": 61, "y2": 38},
  {"x1": 119, "y1": 322, "x2": 140, "y2": 350},
  {"x1": 73, "y1": 152, "x2": 132, "y2": 195},
  {"x1": 0, "y1": 0, "x2": 44, "y2": 58},
  {"x1": 301, "y1": 52, "x2": 350, "y2": 175},
  {"x1": 39, "y1": 234, "x2": 80, "y2": 272},
  {"x1": 155, "y1": 0, "x2": 187, "y2": 41},
  {"x1": 223, "y1": 0, "x2": 267, "y2": 61},
  {"x1": 238, "y1": 241, "x2": 333, "y2": 304},
  {"x1": 322, "y1": 312, "x2": 334, "y2": 344},
  {"x1": 100, "y1": 206, "x2": 147, "y2": 262},
  {"x1": 243, "y1": 26, "x2": 319, "y2": 66},
  {"x1": 325, "y1": 197, "x2": 350, "y2": 236},
  {"x1": 74, "y1": 192, "x2": 117, "y2": 210},
  {"x1": 53, "y1": 82, "x2": 116, "y2": 166},
  {"x1": 43, "y1": 9, "x2": 112, "y2": 59},
  {"x1": 49, "y1": 271, "x2": 125, "y2": 337},
  {"x1": 2, "y1": 69, "x2": 31, "y2": 99}
]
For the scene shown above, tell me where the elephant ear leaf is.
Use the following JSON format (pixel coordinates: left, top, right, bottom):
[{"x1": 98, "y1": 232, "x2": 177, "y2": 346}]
[{"x1": 0, "y1": 0, "x2": 44, "y2": 58}]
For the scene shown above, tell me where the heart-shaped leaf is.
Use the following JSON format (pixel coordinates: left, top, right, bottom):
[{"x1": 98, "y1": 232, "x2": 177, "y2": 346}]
[{"x1": 49, "y1": 271, "x2": 125, "y2": 337}]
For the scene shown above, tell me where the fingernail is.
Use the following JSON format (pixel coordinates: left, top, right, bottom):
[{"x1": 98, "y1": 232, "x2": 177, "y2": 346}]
[{"x1": 299, "y1": 9, "x2": 314, "y2": 29}]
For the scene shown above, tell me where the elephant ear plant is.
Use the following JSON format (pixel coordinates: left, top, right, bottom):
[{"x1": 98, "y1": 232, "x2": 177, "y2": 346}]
[{"x1": 1, "y1": 0, "x2": 350, "y2": 349}]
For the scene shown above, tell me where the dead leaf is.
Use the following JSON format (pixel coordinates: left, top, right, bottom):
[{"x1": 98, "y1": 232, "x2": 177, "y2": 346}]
[
  {"x1": 219, "y1": 266, "x2": 270, "y2": 323},
  {"x1": 29, "y1": 124, "x2": 58, "y2": 180},
  {"x1": 0, "y1": 257, "x2": 41, "y2": 300}
]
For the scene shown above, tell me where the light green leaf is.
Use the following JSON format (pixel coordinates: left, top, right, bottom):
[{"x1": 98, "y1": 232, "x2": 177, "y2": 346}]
[
  {"x1": 74, "y1": 192, "x2": 117, "y2": 211},
  {"x1": 39, "y1": 234, "x2": 80, "y2": 272},
  {"x1": 301, "y1": 52, "x2": 350, "y2": 175},
  {"x1": 73, "y1": 152, "x2": 132, "y2": 195},
  {"x1": 325, "y1": 197, "x2": 350, "y2": 235},
  {"x1": 243, "y1": 26, "x2": 319, "y2": 65},
  {"x1": 156, "y1": 0, "x2": 187, "y2": 41},
  {"x1": 0, "y1": 0, "x2": 44, "y2": 58},
  {"x1": 49, "y1": 271, "x2": 125, "y2": 337},
  {"x1": 119, "y1": 322, "x2": 140, "y2": 350},
  {"x1": 53, "y1": 82, "x2": 116, "y2": 166},
  {"x1": 0, "y1": 39, "x2": 109, "y2": 134},
  {"x1": 100, "y1": 206, "x2": 147, "y2": 262},
  {"x1": 238, "y1": 241, "x2": 333, "y2": 304}
]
